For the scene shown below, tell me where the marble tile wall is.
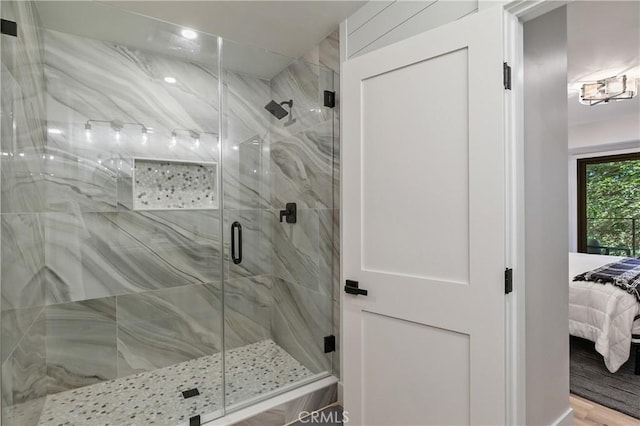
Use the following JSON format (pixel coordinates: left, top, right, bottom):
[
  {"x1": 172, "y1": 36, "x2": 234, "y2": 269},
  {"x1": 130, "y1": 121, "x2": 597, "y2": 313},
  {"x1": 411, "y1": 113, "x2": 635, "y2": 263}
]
[
  {"x1": 116, "y1": 283, "x2": 223, "y2": 376},
  {"x1": 265, "y1": 31, "x2": 340, "y2": 378},
  {"x1": 37, "y1": 27, "x2": 230, "y2": 398},
  {"x1": 45, "y1": 298, "x2": 117, "y2": 393},
  {"x1": 31, "y1": 23, "x2": 293, "y2": 409},
  {"x1": 1, "y1": 7, "x2": 340, "y2": 423},
  {"x1": 1, "y1": 2, "x2": 48, "y2": 425},
  {"x1": 44, "y1": 210, "x2": 222, "y2": 303},
  {"x1": 1, "y1": 311, "x2": 47, "y2": 426}
]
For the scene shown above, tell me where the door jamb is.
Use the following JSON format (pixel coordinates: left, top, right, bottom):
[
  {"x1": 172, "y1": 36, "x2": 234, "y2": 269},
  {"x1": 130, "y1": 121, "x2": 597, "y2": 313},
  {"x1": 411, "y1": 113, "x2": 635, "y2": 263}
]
[{"x1": 503, "y1": 1, "x2": 570, "y2": 425}]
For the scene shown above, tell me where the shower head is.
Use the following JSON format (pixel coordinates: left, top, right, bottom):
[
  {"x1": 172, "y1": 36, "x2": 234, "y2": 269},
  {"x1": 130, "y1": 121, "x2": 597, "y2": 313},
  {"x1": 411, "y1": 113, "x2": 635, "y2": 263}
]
[{"x1": 265, "y1": 99, "x2": 293, "y2": 120}]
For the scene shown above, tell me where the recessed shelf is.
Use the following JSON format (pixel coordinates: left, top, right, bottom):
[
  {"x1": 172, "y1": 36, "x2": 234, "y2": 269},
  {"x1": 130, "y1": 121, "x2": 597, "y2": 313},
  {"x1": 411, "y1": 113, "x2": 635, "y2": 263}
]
[{"x1": 132, "y1": 158, "x2": 218, "y2": 211}]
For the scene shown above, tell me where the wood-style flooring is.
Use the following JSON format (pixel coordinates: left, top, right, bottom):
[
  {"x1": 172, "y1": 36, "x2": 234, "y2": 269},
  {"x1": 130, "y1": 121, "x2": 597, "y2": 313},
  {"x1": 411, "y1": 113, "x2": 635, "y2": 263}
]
[{"x1": 571, "y1": 394, "x2": 640, "y2": 426}]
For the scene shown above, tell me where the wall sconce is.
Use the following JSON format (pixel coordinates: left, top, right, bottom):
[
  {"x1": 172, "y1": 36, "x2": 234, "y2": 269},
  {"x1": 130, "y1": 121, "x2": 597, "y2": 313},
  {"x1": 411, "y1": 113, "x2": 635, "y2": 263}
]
[
  {"x1": 141, "y1": 126, "x2": 149, "y2": 144},
  {"x1": 85, "y1": 119, "x2": 148, "y2": 142},
  {"x1": 580, "y1": 75, "x2": 637, "y2": 106},
  {"x1": 111, "y1": 120, "x2": 123, "y2": 140}
]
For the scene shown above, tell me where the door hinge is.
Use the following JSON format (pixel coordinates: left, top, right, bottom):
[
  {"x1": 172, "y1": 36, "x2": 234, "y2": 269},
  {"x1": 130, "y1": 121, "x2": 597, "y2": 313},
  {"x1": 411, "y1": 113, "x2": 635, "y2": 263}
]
[
  {"x1": 1, "y1": 19, "x2": 17, "y2": 37},
  {"x1": 324, "y1": 90, "x2": 336, "y2": 108},
  {"x1": 503, "y1": 62, "x2": 512, "y2": 90},
  {"x1": 505, "y1": 268, "x2": 513, "y2": 294},
  {"x1": 324, "y1": 335, "x2": 336, "y2": 353}
]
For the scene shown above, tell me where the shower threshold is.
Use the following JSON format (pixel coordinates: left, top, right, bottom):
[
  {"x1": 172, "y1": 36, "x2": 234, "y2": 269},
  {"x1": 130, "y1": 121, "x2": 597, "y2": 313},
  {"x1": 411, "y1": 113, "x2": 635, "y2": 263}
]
[{"x1": 37, "y1": 340, "x2": 318, "y2": 426}]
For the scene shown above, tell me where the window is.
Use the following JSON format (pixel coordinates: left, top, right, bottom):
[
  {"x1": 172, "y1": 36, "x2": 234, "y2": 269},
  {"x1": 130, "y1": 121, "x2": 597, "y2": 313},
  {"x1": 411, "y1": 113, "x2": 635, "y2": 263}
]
[{"x1": 577, "y1": 152, "x2": 640, "y2": 256}]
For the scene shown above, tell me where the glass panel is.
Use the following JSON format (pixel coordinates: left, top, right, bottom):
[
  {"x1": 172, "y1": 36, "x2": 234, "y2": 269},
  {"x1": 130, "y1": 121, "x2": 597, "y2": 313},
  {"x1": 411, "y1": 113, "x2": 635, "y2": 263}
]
[
  {"x1": 1, "y1": 2, "x2": 224, "y2": 424},
  {"x1": 221, "y1": 39, "x2": 335, "y2": 412},
  {"x1": 584, "y1": 157, "x2": 640, "y2": 256}
]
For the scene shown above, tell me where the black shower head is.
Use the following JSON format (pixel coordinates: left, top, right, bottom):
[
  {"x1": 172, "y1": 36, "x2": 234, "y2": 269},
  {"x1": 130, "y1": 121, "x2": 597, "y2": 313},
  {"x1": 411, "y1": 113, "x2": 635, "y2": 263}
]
[{"x1": 264, "y1": 99, "x2": 292, "y2": 120}]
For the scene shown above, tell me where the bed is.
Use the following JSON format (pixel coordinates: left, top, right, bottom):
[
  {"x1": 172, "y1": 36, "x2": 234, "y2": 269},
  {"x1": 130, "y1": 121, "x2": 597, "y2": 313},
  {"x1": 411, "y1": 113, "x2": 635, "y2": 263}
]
[{"x1": 569, "y1": 252, "x2": 640, "y2": 373}]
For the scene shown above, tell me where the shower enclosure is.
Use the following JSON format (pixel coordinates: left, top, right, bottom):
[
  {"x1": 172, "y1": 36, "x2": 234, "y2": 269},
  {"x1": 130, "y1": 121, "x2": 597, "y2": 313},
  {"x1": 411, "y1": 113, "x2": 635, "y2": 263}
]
[{"x1": 0, "y1": 2, "x2": 339, "y2": 424}]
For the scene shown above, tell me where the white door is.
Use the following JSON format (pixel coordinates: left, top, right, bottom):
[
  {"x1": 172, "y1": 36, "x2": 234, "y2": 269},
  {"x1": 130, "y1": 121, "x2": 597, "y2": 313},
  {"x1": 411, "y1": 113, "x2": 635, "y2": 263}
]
[{"x1": 342, "y1": 6, "x2": 507, "y2": 425}]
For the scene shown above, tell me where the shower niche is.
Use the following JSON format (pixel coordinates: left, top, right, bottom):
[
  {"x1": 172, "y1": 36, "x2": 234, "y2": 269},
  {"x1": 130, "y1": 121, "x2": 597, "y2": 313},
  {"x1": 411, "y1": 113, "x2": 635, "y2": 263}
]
[{"x1": 132, "y1": 158, "x2": 218, "y2": 210}]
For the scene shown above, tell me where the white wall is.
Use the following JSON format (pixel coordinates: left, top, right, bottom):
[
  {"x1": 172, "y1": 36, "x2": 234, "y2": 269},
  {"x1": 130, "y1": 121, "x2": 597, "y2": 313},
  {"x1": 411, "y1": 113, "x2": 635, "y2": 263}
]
[
  {"x1": 523, "y1": 6, "x2": 571, "y2": 426},
  {"x1": 343, "y1": 0, "x2": 478, "y2": 59},
  {"x1": 570, "y1": 115, "x2": 640, "y2": 150}
]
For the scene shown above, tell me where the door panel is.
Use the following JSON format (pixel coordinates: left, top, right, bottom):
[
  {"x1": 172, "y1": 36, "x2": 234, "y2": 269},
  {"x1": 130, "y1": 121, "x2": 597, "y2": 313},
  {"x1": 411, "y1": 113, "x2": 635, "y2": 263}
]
[
  {"x1": 362, "y1": 312, "x2": 470, "y2": 425},
  {"x1": 361, "y1": 48, "x2": 470, "y2": 283},
  {"x1": 343, "y1": 6, "x2": 506, "y2": 425}
]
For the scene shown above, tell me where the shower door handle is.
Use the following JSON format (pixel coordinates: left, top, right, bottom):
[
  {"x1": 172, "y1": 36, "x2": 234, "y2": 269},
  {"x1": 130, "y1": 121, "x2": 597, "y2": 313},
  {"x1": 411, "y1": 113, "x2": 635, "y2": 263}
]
[{"x1": 231, "y1": 221, "x2": 242, "y2": 264}]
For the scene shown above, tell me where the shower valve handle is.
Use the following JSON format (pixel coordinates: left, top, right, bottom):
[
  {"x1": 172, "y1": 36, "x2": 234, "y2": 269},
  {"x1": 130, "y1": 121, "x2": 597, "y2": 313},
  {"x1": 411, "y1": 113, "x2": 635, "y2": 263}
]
[{"x1": 279, "y1": 202, "x2": 297, "y2": 223}]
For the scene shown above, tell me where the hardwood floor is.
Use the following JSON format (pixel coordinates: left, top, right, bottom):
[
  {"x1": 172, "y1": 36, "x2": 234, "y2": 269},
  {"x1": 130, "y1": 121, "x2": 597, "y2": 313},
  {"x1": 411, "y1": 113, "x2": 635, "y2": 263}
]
[{"x1": 571, "y1": 394, "x2": 640, "y2": 426}]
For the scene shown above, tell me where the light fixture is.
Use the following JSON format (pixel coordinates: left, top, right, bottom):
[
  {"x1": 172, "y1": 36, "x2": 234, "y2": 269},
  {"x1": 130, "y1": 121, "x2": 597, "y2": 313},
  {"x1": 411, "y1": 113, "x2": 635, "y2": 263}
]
[
  {"x1": 170, "y1": 130, "x2": 177, "y2": 148},
  {"x1": 164, "y1": 76, "x2": 177, "y2": 84},
  {"x1": 580, "y1": 75, "x2": 637, "y2": 106},
  {"x1": 180, "y1": 28, "x2": 198, "y2": 40},
  {"x1": 110, "y1": 120, "x2": 123, "y2": 140},
  {"x1": 85, "y1": 122, "x2": 92, "y2": 140},
  {"x1": 48, "y1": 128, "x2": 63, "y2": 135},
  {"x1": 141, "y1": 126, "x2": 148, "y2": 144}
]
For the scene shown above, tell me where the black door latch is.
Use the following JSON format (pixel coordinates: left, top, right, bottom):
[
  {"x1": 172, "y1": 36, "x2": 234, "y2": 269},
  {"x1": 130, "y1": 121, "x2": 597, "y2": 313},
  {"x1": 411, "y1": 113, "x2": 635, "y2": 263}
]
[{"x1": 344, "y1": 279, "x2": 368, "y2": 296}]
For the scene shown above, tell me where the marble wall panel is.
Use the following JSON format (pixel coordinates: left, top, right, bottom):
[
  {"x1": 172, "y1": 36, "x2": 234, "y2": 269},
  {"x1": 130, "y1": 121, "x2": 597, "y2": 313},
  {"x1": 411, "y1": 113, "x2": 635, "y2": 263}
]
[
  {"x1": 45, "y1": 298, "x2": 117, "y2": 394},
  {"x1": 269, "y1": 120, "x2": 334, "y2": 210},
  {"x1": 263, "y1": 32, "x2": 340, "y2": 381},
  {"x1": 116, "y1": 282, "x2": 223, "y2": 376},
  {"x1": 224, "y1": 275, "x2": 273, "y2": 350},
  {"x1": 1, "y1": 307, "x2": 43, "y2": 365},
  {"x1": 43, "y1": 28, "x2": 221, "y2": 213},
  {"x1": 271, "y1": 277, "x2": 332, "y2": 375},
  {"x1": 44, "y1": 210, "x2": 221, "y2": 303},
  {"x1": 1, "y1": 310, "x2": 47, "y2": 426},
  {"x1": 266, "y1": 208, "x2": 321, "y2": 294},
  {"x1": 1, "y1": 2, "x2": 49, "y2": 424},
  {"x1": 1, "y1": 213, "x2": 46, "y2": 371},
  {"x1": 222, "y1": 134, "x2": 270, "y2": 211},
  {"x1": 1, "y1": 1, "x2": 47, "y2": 214},
  {"x1": 1, "y1": 214, "x2": 45, "y2": 310}
]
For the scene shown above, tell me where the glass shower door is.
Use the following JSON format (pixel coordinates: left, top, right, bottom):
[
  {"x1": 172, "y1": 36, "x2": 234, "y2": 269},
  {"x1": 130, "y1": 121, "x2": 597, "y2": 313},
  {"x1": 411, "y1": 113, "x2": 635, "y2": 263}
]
[
  {"x1": 1, "y1": 2, "x2": 225, "y2": 425},
  {"x1": 221, "y1": 40, "x2": 336, "y2": 412}
]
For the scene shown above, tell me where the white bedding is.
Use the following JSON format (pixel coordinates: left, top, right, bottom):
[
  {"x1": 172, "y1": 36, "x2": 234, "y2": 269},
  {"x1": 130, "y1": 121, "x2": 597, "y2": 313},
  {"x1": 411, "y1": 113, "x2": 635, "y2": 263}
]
[{"x1": 569, "y1": 252, "x2": 640, "y2": 372}]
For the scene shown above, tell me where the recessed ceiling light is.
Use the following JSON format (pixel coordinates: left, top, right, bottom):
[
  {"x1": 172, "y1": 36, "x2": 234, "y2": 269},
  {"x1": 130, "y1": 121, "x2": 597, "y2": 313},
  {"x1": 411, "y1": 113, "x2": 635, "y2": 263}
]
[
  {"x1": 164, "y1": 76, "x2": 177, "y2": 84},
  {"x1": 47, "y1": 128, "x2": 63, "y2": 135},
  {"x1": 181, "y1": 29, "x2": 198, "y2": 40}
]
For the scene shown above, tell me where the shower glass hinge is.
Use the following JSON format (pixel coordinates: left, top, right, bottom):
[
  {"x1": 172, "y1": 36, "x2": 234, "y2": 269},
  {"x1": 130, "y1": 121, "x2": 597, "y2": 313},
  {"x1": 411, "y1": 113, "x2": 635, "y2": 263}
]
[
  {"x1": 503, "y1": 62, "x2": 512, "y2": 90},
  {"x1": 324, "y1": 335, "x2": 336, "y2": 353},
  {"x1": 324, "y1": 90, "x2": 336, "y2": 108},
  {"x1": 1, "y1": 19, "x2": 17, "y2": 37},
  {"x1": 505, "y1": 268, "x2": 513, "y2": 294}
]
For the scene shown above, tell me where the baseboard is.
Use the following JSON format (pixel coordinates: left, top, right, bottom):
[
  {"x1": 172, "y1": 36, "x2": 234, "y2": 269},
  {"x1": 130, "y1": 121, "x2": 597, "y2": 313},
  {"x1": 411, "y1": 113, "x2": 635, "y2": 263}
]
[{"x1": 551, "y1": 407, "x2": 574, "y2": 426}]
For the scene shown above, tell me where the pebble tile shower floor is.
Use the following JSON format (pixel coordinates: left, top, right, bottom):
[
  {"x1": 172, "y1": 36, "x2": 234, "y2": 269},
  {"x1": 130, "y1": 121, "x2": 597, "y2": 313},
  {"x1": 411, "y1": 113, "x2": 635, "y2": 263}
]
[{"x1": 37, "y1": 340, "x2": 314, "y2": 426}]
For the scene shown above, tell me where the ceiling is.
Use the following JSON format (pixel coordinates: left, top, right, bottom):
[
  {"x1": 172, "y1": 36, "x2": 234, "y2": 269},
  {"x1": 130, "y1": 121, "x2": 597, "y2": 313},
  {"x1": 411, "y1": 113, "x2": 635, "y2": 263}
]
[
  {"x1": 102, "y1": 1, "x2": 365, "y2": 59},
  {"x1": 567, "y1": 1, "x2": 640, "y2": 128},
  {"x1": 35, "y1": 1, "x2": 364, "y2": 79}
]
